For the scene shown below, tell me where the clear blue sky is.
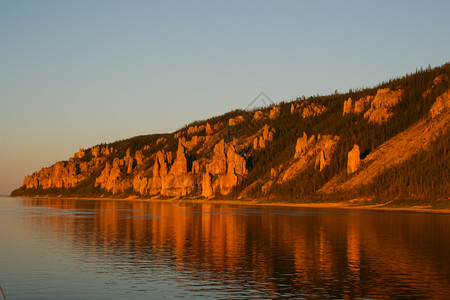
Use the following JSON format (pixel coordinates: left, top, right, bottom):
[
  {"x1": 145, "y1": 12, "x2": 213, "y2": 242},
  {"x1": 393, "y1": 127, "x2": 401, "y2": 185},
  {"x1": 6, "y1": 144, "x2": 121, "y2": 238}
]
[{"x1": 1, "y1": 0, "x2": 449, "y2": 195}]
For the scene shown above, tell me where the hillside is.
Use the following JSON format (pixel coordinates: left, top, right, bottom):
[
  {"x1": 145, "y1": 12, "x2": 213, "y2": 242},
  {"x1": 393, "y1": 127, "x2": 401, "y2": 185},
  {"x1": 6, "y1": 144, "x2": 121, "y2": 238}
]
[{"x1": 11, "y1": 64, "x2": 450, "y2": 207}]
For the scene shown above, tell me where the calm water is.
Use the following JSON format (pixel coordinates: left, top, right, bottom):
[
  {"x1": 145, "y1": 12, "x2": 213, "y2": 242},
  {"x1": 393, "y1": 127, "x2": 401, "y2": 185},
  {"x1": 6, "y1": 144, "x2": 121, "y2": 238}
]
[{"x1": 0, "y1": 197, "x2": 449, "y2": 299}]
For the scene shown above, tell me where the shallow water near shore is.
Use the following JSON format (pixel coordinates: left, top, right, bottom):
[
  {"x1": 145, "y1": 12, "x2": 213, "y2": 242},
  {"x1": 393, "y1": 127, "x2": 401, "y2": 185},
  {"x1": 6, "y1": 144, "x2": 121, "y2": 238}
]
[{"x1": 1, "y1": 196, "x2": 450, "y2": 299}]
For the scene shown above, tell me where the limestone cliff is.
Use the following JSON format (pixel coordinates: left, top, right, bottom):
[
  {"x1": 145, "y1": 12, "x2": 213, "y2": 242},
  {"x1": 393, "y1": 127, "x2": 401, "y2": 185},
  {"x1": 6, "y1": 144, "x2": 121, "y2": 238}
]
[
  {"x1": 291, "y1": 102, "x2": 327, "y2": 118},
  {"x1": 13, "y1": 63, "x2": 450, "y2": 203},
  {"x1": 342, "y1": 87, "x2": 403, "y2": 123},
  {"x1": 23, "y1": 149, "x2": 106, "y2": 190},
  {"x1": 363, "y1": 88, "x2": 403, "y2": 124},
  {"x1": 321, "y1": 88, "x2": 450, "y2": 193},
  {"x1": 347, "y1": 145, "x2": 361, "y2": 174},
  {"x1": 269, "y1": 106, "x2": 281, "y2": 119},
  {"x1": 253, "y1": 124, "x2": 275, "y2": 150},
  {"x1": 279, "y1": 133, "x2": 340, "y2": 183},
  {"x1": 205, "y1": 139, "x2": 248, "y2": 195},
  {"x1": 342, "y1": 96, "x2": 372, "y2": 115}
]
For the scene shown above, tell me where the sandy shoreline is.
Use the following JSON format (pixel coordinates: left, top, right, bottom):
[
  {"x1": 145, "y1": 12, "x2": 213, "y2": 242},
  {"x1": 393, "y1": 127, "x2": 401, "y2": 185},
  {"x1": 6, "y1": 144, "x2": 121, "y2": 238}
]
[{"x1": 10, "y1": 195, "x2": 450, "y2": 214}]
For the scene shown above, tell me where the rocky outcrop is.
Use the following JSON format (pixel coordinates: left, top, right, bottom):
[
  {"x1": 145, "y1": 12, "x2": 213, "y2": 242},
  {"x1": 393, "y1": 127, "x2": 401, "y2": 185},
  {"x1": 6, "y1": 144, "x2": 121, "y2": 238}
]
[
  {"x1": 294, "y1": 132, "x2": 308, "y2": 158},
  {"x1": 347, "y1": 144, "x2": 361, "y2": 174},
  {"x1": 141, "y1": 136, "x2": 251, "y2": 197},
  {"x1": 343, "y1": 98, "x2": 353, "y2": 115},
  {"x1": 253, "y1": 124, "x2": 275, "y2": 150},
  {"x1": 171, "y1": 140, "x2": 188, "y2": 175},
  {"x1": 262, "y1": 124, "x2": 274, "y2": 142},
  {"x1": 145, "y1": 139, "x2": 197, "y2": 197},
  {"x1": 187, "y1": 125, "x2": 198, "y2": 135},
  {"x1": 202, "y1": 173, "x2": 213, "y2": 197},
  {"x1": 302, "y1": 104, "x2": 326, "y2": 118},
  {"x1": 174, "y1": 124, "x2": 207, "y2": 138},
  {"x1": 22, "y1": 157, "x2": 103, "y2": 190},
  {"x1": 206, "y1": 122, "x2": 213, "y2": 135},
  {"x1": 207, "y1": 139, "x2": 227, "y2": 175},
  {"x1": 269, "y1": 106, "x2": 280, "y2": 119},
  {"x1": 123, "y1": 148, "x2": 136, "y2": 174},
  {"x1": 135, "y1": 150, "x2": 144, "y2": 165},
  {"x1": 354, "y1": 96, "x2": 372, "y2": 114},
  {"x1": 229, "y1": 116, "x2": 244, "y2": 126},
  {"x1": 430, "y1": 89, "x2": 450, "y2": 118},
  {"x1": 91, "y1": 146, "x2": 100, "y2": 158},
  {"x1": 344, "y1": 88, "x2": 402, "y2": 121},
  {"x1": 315, "y1": 138, "x2": 338, "y2": 171},
  {"x1": 74, "y1": 148, "x2": 85, "y2": 159},
  {"x1": 321, "y1": 91, "x2": 450, "y2": 193},
  {"x1": 91, "y1": 145, "x2": 115, "y2": 158},
  {"x1": 149, "y1": 150, "x2": 172, "y2": 195},
  {"x1": 214, "y1": 173, "x2": 238, "y2": 195},
  {"x1": 364, "y1": 88, "x2": 403, "y2": 124},
  {"x1": 253, "y1": 110, "x2": 264, "y2": 120},
  {"x1": 186, "y1": 124, "x2": 206, "y2": 136},
  {"x1": 102, "y1": 146, "x2": 114, "y2": 156},
  {"x1": 343, "y1": 96, "x2": 372, "y2": 115},
  {"x1": 22, "y1": 173, "x2": 39, "y2": 188},
  {"x1": 281, "y1": 133, "x2": 339, "y2": 182},
  {"x1": 132, "y1": 175, "x2": 148, "y2": 195},
  {"x1": 181, "y1": 135, "x2": 204, "y2": 151},
  {"x1": 192, "y1": 161, "x2": 200, "y2": 174},
  {"x1": 226, "y1": 144, "x2": 247, "y2": 176},
  {"x1": 291, "y1": 102, "x2": 327, "y2": 118},
  {"x1": 95, "y1": 158, "x2": 122, "y2": 194},
  {"x1": 204, "y1": 139, "x2": 248, "y2": 195}
]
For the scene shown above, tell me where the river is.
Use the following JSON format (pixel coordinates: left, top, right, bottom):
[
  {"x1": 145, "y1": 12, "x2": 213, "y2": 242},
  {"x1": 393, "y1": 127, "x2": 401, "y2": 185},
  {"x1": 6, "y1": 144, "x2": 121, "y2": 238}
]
[{"x1": 0, "y1": 196, "x2": 449, "y2": 299}]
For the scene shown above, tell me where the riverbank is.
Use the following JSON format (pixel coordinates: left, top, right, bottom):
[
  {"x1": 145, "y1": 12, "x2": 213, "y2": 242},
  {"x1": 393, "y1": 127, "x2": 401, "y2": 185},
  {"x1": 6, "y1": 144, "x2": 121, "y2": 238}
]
[{"x1": 10, "y1": 195, "x2": 450, "y2": 214}]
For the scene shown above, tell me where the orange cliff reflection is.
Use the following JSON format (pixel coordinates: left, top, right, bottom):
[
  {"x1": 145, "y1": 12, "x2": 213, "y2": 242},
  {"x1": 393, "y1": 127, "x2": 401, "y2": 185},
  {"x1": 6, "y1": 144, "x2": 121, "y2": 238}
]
[{"x1": 23, "y1": 198, "x2": 450, "y2": 297}]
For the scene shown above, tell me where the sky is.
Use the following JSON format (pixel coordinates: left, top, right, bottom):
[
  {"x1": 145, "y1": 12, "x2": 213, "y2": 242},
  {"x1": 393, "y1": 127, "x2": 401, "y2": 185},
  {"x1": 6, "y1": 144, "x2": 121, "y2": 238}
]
[{"x1": 1, "y1": 0, "x2": 450, "y2": 195}]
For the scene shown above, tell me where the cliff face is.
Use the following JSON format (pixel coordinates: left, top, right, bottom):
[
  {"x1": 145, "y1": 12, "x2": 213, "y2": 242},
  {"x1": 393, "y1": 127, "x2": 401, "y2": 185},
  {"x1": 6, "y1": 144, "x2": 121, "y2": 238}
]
[
  {"x1": 13, "y1": 63, "x2": 450, "y2": 201},
  {"x1": 342, "y1": 88, "x2": 403, "y2": 124},
  {"x1": 23, "y1": 152, "x2": 107, "y2": 190},
  {"x1": 321, "y1": 88, "x2": 450, "y2": 193},
  {"x1": 280, "y1": 133, "x2": 340, "y2": 183}
]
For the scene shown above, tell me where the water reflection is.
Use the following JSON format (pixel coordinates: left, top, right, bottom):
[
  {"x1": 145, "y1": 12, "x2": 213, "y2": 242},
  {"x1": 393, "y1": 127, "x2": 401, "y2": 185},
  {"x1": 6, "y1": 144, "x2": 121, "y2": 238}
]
[{"x1": 22, "y1": 198, "x2": 450, "y2": 299}]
